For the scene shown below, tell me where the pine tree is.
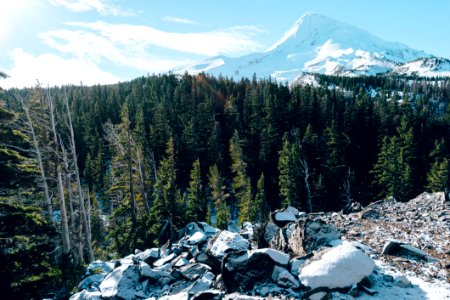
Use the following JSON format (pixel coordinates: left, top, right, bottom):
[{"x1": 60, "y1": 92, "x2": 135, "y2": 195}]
[
  {"x1": 426, "y1": 159, "x2": 449, "y2": 192},
  {"x1": 152, "y1": 137, "x2": 178, "y2": 221},
  {"x1": 426, "y1": 139, "x2": 449, "y2": 192},
  {"x1": 278, "y1": 134, "x2": 291, "y2": 207},
  {"x1": 253, "y1": 173, "x2": 268, "y2": 223},
  {"x1": 208, "y1": 164, "x2": 229, "y2": 229},
  {"x1": 229, "y1": 131, "x2": 252, "y2": 224},
  {"x1": 371, "y1": 117, "x2": 416, "y2": 202},
  {"x1": 186, "y1": 159, "x2": 205, "y2": 221}
]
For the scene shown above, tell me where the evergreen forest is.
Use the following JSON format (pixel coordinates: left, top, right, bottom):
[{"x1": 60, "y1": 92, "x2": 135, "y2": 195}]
[{"x1": 1, "y1": 72, "x2": 449, "y2": 298}]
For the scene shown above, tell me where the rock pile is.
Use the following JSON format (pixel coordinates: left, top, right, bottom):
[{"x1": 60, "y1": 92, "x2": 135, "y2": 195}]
[{"x1": 70, "y1": 192, "x2": 450, "y2": 300}]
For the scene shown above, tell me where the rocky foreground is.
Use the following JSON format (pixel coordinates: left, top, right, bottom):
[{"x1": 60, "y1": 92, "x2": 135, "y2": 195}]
[{"x1": 70, "y1": 192, "x2": 450, "y2": 300}]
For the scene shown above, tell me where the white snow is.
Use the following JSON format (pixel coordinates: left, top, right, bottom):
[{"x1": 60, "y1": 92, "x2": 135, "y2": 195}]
[
  {"x1": 331, "y1": 259, "x2": 450, "y2": 300},
  {"x1": 173, "y1": 13, "x2": 450, "y2": 82},
  {"x1": 251, "y1": 248, "x2": 290, "y2": 265},
  {"x1": 299, "y1": 243, "x2": 375, "y2": 289},
  {"x1": 209, "y1": 231, "x2": 249, "y2": 258},
  {"x1": 188, "y1": 231, "x2": 207, "y2": 244},
  {"x1": 273, "y1": 211, "x2": 297, "y2": 222}
]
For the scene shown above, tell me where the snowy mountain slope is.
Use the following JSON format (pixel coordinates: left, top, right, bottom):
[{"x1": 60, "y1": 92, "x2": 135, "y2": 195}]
[
  {"x1": 174, "y1": 13, "x2": 450, "y2": 82},
  {"x1": 392, "y1": 57, "x2": 450, "y2": 77}
]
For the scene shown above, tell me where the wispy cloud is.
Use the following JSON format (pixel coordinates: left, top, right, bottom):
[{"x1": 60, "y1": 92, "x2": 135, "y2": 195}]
[
  {"x1": 162, "y1": 16, "x2": 197, "y2": 25},
  {"x1": 40, "y1": 21, "x2": 265, "y2": 60},
  {"x1": 2, "y1": 48, "x2": 120, "y2": 88},
  {"x1": 48, "y1": 0, "x2": 135, "y2": 16}
]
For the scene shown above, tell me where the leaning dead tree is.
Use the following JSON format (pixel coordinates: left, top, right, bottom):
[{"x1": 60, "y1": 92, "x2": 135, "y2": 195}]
[
  {"x1": 45, "y1": 88, "x2": 71, "y2": 255},
  {"x1": 17, "y1": 94, "x2": 54, "y2": 224},
  {"x1": 64, "y1": 91, "x2": 94, "y2": 262}
]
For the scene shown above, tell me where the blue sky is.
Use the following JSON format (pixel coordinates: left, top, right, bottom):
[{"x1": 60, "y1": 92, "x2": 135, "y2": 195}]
[{"x1": 1, "y1": 0, "x2": 449, "y2": 88}]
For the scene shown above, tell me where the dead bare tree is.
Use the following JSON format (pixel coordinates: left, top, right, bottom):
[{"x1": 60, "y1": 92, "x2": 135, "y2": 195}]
[
  {"x1": 299, "y1": 158, "x2": 313, "y2": 213},
  {"x1": 17, "y1": 94, "x2": 54, "y2": 224},
  {"x1": 45, "y1": 88, "x2": 71, "y2": 255},
  {"x1": 63, "y1": 91, "x2": 94, "y2": 261}
]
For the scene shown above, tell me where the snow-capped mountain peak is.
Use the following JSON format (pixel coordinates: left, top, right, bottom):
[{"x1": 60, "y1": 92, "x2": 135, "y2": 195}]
[{"x1": 174, "y1": 13, "x2": 450, "y2": 82}]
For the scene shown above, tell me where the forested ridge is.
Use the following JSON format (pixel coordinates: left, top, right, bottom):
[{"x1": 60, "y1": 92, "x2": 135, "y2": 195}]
[{"x1": 1, "y1": 73, "x2": 449, "y2": 298}]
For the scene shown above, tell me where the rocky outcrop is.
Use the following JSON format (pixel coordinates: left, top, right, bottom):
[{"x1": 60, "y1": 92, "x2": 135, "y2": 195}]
[{"x1": 70, "y1": 192, "x2": 450, "y2": 299}]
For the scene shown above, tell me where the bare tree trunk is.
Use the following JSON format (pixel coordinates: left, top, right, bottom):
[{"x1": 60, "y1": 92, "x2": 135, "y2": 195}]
[
  {"x1": 64, "y1": 92, "x2": 94, "y2": 262},
  {"x1": 61, "y1": 143, "x2": 76, "y2": 234},
  {"x1": 86, "y1": 189, "x2": 92, "y2": 244},
  {"x1": 77, "y1": 212, "x2": 84, "y2": 264},
  {"x1": 47, "y1": 89, "x2": 71, "y2": 255},
  {"x1": 17, "y1": 95, "x2": 54, "y2": 224},
  {"x1": 127, "y1": 121, "x2": 136, "y2": 222},
  {"x1": 300, "y1": 159, "x2": 313, "y2": 213},
  {"x1": 135, "y1": 146, "x2": 149, "y2": 212}
]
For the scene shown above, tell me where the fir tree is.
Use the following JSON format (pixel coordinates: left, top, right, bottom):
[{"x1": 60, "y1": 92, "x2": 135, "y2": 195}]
[
  {"x1": 208, "y1": 164, "x2": 229, "y2": 229},
  {"x1": 229, "y1": 131, "x2": 252, "y2": 224},
  {"x1": 186, "y1": 159, "x2": 205, "y2": 221},
  {"x1": 426, "y1": 139, "x2": 449, "y2": 192},
  {"x1": 253, "y1": 173, "x2": 268, "y2": 223}
]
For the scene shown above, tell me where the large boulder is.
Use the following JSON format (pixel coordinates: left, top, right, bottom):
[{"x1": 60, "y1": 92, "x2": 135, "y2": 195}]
[
  {"x1": 271, "y1": 206, "x2": 300, "y2": 227},
  {"x1": 298, "y1": 243, "x2": 375, "y2": 290},
  {"x1": 288, "y1": 219, "x2": 341, "y2": 256},
  {"x1": 99, "y1": 264, "x2": 142, "y2": 299},
  {"x1": 221, "y1": 248, "x2": 290, "y2": 293},
  {"x1": 206, "y1": 230, "x2": 250, "y2": 272}
]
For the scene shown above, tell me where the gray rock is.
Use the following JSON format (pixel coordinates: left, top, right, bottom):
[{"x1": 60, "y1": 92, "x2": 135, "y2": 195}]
[
  {"x1": 69, "y1": 290, "x2": 102, "y2": 300},
  {"x1": 139, "y1": 261, "x2": 171, "y2": 280},
  {"x1": 134, "y1": 248, "x2": 159, "y2": 263},
  {"x1": 153, "y1": 252, "x2": 177, "y2": 267},
  {"x1": 272, "y1": 265, "x2": 300, "y2": 288},
  {"x1": 381, "y1": 240, "x2": 429, "y2": 260},
  {"x1": 271, "y1": 207, "x2": 298, "y2": 227},
  {"x1": 179, "y1": 263, "x2": 212, "y2": 281},
  {"x1": 191, "y1": 289, "x2": 224, "y2": 300},
  {"x1": 289, "y1": 219, "x2": 341, "y2": 256},
  {"x1": 290, "y1": 257, "x2": 307, "y2": 277},
  {"x1": 187, "y1": 272, "x2": 216, "y2": 295},
  {"x1": 221, "y1": 250, "x2": 276, "y2": 292},
  {"x1": 85, "y1": 260, "x2": 113, "y2": 276},
  {"x1": 206, "y1": 230, "x2": 250, "y2": 272},
  {"x1": 263, "y1": 223, "x2": 279, "y2": 245},
  {"x1": 78, "y1": 273, "x2": 106, "y2": 291},
  {"x1": 99, "y1": 264, "x2": 141, "y2": 299}
]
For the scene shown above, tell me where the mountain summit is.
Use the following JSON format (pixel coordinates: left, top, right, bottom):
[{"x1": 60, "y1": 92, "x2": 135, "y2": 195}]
[{"x1": 175, "y1": 13, "x2": 450, "y2": 81}]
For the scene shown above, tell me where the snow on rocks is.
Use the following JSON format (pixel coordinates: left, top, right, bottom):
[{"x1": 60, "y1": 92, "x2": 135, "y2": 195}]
[
  {"x1": 70, "y1": 192, "x2": 450, "y2": 300},
  {"x1": 99, "y1": 265, "x2": 141, "y2": 299},
  {"x1": 271, "y1": 206, "x2": 299, "y2": 227},
  {"x1": 69, "y1": 290, "x2": 102, "y2": 300},
  {"x1": 251, "y1": 248, "x2": 290, "y2": 266},
  {"x1": 299, "y1": 242, "x2": 375, "y2": 290},
  {"x1": 139, "y1": 261, "x2": 170, "y2": 280},
  {"x1": 133, "y1": 247, "x2": 159, "y2": 263},
  {"x1": 207, "y1": 230, "x2": 250, "y2": 260}
]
